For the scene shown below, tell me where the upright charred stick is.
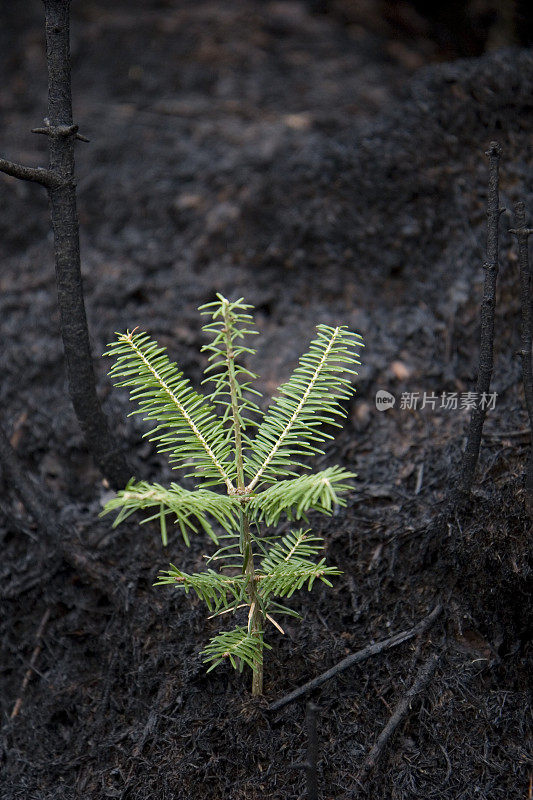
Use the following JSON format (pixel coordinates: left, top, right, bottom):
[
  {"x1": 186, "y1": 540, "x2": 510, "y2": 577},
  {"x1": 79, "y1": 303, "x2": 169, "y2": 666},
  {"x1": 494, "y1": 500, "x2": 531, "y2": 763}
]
[
  {"x1": 0, "y1": 0, "x2": 130, "y2": 488},
  {"x1": 456, "y1": 142, "x2": 502, "y2": 504},
  {"x1": 510, "y1": 201, "x2": 533, "y2": 509}
]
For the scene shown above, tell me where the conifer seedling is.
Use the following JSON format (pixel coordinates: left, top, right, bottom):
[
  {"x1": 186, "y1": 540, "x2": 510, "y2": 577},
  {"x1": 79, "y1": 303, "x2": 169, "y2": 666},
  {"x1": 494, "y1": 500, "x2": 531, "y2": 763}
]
[{"x1": 102, "y1": 296, "x2": 363, "y2": 695}]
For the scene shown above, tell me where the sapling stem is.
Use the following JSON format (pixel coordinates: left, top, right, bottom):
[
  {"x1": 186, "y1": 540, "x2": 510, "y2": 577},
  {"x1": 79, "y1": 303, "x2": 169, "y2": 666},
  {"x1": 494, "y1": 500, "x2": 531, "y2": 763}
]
[
  {"x1": 241, "y1": 509, "x2": 264, "y2": 695},
  {"x1": 221, "y1": 299, "x2": 246, "y2": 490},
  {"x1": 511, "y1": 201, "x2": 533, "y2": 508},
  {"x1": 222, "y1": 297, "x2": 263, "y2": 693}
]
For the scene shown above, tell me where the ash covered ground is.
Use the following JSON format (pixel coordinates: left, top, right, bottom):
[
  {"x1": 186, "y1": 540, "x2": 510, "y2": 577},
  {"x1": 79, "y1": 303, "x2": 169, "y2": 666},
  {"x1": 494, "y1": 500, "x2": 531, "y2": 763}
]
[{"x1": 0, "y1": 2, "x2": 531, "y2": 798}]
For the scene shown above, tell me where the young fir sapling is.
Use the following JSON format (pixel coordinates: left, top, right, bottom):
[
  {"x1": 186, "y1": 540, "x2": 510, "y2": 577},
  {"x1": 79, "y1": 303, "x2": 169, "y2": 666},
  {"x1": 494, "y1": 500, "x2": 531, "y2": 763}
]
[{"x1": 102, "y1": 296, "x2": 363, "y2": 695}]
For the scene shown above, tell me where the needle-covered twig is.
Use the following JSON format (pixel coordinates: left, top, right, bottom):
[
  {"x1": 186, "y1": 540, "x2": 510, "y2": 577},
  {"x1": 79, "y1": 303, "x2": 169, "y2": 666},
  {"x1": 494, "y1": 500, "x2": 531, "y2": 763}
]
[{"x1": 104, "y1": 295, "x2": 364, "y2": 695}]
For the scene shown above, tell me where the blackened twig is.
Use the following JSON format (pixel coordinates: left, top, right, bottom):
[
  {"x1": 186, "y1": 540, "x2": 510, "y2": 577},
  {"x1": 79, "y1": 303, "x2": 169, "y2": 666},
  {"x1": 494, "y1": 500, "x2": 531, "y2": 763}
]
[
  {"x1": 0, "y1": 0, "x2": 131, "y2": 488},
  {"x1": 455, "y1": 142, "x2": 502, "y2": 505},
  {"x1": 510, "y1": 202, "x2": 533, "y2": 510},
  {"x1": 10, "y1": 608, "x2": 52, "y2": 719},
  {"x1": 0, "y1": 157, "x2": 58, "y2": 188},
  {"x1": 31, "y1": 121, "x2": 90, "y2": 142},
  {"x1": 355, "y1": 651, "x2": 440, "y2": 787},
  {"x1": 132, "y1": 679, "x2": 169, "y2": 757},
  {"x1": 268, "y1": 605, "x2": 442, "y2": 712},
  {"x1": 485, "y1": 427, "x2": 531, "y2": 439},
  {"x1": 306, "y1": 703, "x2": 319, "y2": 800}
]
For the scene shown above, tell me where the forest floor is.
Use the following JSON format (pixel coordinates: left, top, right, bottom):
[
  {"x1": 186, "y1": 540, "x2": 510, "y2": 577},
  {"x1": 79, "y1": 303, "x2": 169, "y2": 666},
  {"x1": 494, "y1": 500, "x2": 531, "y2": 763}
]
[{"x1": 0, "y1": 2, "x2": 531, "y2": 798}]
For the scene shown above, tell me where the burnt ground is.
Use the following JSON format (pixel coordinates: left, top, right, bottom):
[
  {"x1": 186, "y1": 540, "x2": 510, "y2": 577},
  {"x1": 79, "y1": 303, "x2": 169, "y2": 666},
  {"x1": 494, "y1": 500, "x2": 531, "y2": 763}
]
[{"x1": 0, "y1": 2, "x2": 532, "y2": 798}]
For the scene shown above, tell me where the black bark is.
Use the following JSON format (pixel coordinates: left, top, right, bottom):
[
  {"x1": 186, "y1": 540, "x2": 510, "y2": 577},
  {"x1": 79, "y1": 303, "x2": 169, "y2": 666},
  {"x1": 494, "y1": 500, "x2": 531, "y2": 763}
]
[
  {"x1": 455, "y1": 142, "x2": 501, "y2": 504},
  {"x1": 355, "y1": 652, "x2": 440, "y2": 786},
  {"x1": 0, "y1": 157, "x2": 57, "y2": 187},
  {"x1": 0, "y1": 0, "x2": 131, "y2": 489},
  {"x1": 511, "y1": 202, "x2": 533, "y2": 509},
  {"x1": 43, "y1": 0, "x2": 130, "y2": 488}
]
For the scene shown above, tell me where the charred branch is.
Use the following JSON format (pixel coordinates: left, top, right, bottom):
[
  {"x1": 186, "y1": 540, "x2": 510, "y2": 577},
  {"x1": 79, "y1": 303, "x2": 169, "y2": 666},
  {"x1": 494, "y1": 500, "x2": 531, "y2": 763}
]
[
  {"x1": 43, "y1": 0, "x2": 130, "y2": 488},
  {"x1": 0, "y1": 424, "x2": 57, "y2": 542},
  {"x1": 0, "y1": 157, "x2": 59, "y2": 188},
  {"x1": 10, "y1": 608, "x2": 52, "y2": 720},
  {"x1": 0, "y1": 0, "x2": 130, "y2": 489},
  {"x1": 268, "y1": 605, "x2": 442, "y2": 712},
  {"x1": 31, "y1": 121, "x2": 90, "y2": 142},
  {"x1": 355, "y1": 651, "x2": 441, "y2": 788},
  {"x1": 510, "y1": 201, "x2": 533, "y2": 508},
  {"x1": 455, "y1": 142, "x2": 502, "y2": 505}
]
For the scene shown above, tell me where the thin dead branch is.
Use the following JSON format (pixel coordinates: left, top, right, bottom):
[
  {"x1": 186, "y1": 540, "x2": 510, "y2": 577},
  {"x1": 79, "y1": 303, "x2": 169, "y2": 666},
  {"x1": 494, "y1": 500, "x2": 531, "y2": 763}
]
[
  {"x1": 510, "y1": 201, "x2": 533, "y2": 510},
  {"x1": 31, "y1": 121, "x2": 90, "y2": 142},
  {"x1": 0, "y1": 157, "x2": 58, "y2": 188},
  {"x1": 0, "y1": 424, "x2": 55, "y2": 536},
  {"x1": 354, "y1": 651, "x2": 441, "y2": 789},
  {"x1": 10, "y1": 608, "x2": 52, "y2": 719},
  {"x1": 287, "y1": 702, "x2": 320, "y2": 797},
  {"x1": 455, "y1": 142, "x2": 502, "y2": 505},
  {"x1": 268, "y1": 605, "x2": 442, "y2": 712}
]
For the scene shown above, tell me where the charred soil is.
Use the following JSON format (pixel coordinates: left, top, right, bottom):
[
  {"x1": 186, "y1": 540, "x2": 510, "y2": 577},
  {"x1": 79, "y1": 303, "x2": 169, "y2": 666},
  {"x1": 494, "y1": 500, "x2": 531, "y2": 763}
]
[{"x1": 0, "y1": 2, "x2": 531, "y2": 798}]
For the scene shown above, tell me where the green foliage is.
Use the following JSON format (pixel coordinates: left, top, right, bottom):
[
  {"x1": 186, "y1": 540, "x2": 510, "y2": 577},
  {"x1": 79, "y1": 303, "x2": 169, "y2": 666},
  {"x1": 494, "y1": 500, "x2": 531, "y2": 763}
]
[
  {"x1": 248, "y1": 466, "x2": 356, "y2": 525},
  {"x1": 245, "y1": 324, "x2": 362, "y2": 487},
  {"x1": 199, "y1": 297, "x2": 262, "y2": 438},
  {"x1": 101, "y1": 479, "x2": 239, "y2": 546},
  {"x1": 155, "y1": 566, "x2": 246, "y2": 614},
  {"x1": 104, "y1": 330, "x2": 233, "y2": 488},
  {"x1": 258, "y1": 530, "x2": 341, "y2": 600},
  {"x1": 103, "y1": 295, "x2": 363, "y2": 693},
  {"x1": 202, "y1": 628, "x2": 271, "y2": 673}
]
